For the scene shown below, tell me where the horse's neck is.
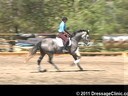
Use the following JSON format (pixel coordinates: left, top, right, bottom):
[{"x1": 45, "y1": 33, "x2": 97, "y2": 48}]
[{"x1": 71, "y1": 35, "x2": 81, "y2": 43}]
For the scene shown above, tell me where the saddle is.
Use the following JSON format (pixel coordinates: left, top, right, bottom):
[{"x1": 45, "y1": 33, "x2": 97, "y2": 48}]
[{"x1": 53, "y1": 37, "x2": 71, "y2": 47}]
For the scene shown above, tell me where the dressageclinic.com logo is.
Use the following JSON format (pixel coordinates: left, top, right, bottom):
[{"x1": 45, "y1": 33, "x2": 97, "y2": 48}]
[{"x1": 75, "y1": 91, "x2": 128, "y2": 96}]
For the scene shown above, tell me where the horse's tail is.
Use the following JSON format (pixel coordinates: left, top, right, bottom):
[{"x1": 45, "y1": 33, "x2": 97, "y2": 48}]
[{"x1": 25, "y1": 41, "x2": 41, "y2": 63}]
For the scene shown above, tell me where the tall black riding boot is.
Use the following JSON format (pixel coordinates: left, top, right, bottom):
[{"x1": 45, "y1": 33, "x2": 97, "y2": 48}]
[
  {"x1": 61, "y1": 43, "x2": 68, "y2": 53},
  {"x1": 64, "y1": 43, "x2": 68, "y2": 50}
]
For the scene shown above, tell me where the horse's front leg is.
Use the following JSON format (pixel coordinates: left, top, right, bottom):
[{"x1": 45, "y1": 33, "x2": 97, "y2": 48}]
[
  {"x1": 71, "y1": 48, "x2": 83, "y2": 71},
  {"x1": 72, "y1": 54, "x2": 83, "y2": 71}
]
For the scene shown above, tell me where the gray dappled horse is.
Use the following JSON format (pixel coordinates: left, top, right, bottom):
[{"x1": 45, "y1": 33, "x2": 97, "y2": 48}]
[{"x1": 26, "y1": 30, "x2": 90, "y2": 72}]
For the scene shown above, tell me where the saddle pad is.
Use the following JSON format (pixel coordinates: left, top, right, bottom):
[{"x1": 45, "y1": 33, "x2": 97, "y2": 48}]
[{"x1": 53, "y1": 37, "x2": 64, "y2": 47}]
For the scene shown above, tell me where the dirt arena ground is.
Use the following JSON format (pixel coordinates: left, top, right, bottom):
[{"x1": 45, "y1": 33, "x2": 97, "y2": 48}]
[{"x1": 0, "y1": 54, "x2": 127, "y2": 85}]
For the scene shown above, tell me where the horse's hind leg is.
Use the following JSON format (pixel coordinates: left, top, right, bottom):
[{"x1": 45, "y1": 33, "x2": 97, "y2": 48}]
[
  {"x1": 37, "y1": 53, "x2": 46, "y2": 72},
  {"x1": 48, "y1": 54, "x2": 60, "y2": 71}
]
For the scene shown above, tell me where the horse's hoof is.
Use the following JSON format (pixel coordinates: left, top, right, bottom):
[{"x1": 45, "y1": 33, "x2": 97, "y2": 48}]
[
  {"x1": 39, "y1": 69, "x2": 47, "y2": 72},
  {"x1": 79, "y1": 69, "x2": 84, "y2": 71},
  {"x1": 55, "y1": 69, "x2": 61, "y2": 72}
]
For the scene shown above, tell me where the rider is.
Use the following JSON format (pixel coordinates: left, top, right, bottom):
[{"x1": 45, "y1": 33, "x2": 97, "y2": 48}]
[{"x1": 58, "y1": 17, "x2": 70, "y2": 50}]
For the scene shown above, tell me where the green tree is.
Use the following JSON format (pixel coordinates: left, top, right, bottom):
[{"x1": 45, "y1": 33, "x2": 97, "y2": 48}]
[{"x1": 0, "y1": 0, "x2": 127, "y2": 35}]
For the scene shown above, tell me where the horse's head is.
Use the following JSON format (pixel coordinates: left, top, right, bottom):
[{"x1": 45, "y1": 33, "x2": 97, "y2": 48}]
[
  {"x1": 72, "y1": 29, "x2": 90, "y2": 46},
  {"x1": 81, "y1": 30, "x2": 90, "y2": 46}
]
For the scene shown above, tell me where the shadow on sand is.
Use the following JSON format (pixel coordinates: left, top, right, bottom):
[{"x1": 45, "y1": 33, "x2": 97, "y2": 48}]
[{"x1": 30, "y1": 69, "x2": 105, "y2": 73}]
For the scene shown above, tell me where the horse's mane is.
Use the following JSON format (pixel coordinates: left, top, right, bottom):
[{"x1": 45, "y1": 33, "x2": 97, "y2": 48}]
[{"x1": 72, "y1": 29, "x2": 89, "y2": 36}]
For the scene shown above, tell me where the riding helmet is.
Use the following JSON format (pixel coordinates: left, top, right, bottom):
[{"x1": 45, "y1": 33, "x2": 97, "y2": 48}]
[{"x1": 62, "y1": 17, "x2": 68, "y2": 21}]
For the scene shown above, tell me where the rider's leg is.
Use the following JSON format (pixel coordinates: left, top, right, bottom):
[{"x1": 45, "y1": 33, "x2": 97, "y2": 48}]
[
  {"x1": 58, "y1": 33, "x2": 69, "y2": 51},
  {"x1": 58, "y1": 33, "x2": 65, "y2": 41},
  {"x1": 64, "y1": 39, "x2": 69, "y2": 50}
]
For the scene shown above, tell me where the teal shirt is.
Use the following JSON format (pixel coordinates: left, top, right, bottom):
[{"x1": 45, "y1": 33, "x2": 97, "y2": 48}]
[{"x1": 58, "y1": 21, "x2": 66, "y2": 32}]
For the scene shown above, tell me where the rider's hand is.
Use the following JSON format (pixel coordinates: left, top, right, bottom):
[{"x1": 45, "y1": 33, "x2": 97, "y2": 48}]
[{"x1": 64, "y1": 32, "x2": 68, "y2": 35}]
